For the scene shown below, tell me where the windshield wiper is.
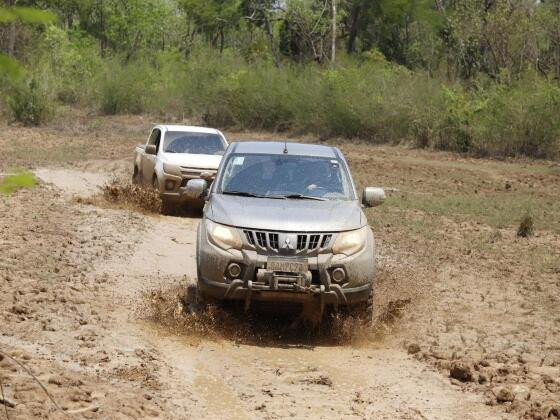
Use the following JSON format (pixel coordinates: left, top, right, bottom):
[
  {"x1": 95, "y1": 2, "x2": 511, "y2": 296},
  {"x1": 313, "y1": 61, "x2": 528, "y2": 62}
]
[
  {"x1": 281, "y1": 194, "x2": 327, "y2": 201},
  {"x1": 222, "y1": 191, "x2": 285, "y2": 199}
]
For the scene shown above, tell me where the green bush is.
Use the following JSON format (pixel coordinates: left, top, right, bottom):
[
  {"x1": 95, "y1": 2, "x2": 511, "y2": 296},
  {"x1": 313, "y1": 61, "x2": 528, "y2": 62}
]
[
  {"x1": 179, "y1": 51, "x2": 443, "y2": 144},
  {"x1": 4, "y1": 37, "x2": 558, "y2": 159},
  {"x1": 39, "y1": 26, "x2": 98, "y2": 104},
  {"x1": 97, "y1": 58, "x2": 154, "y2": 115},
  {"x1": 5, "y1": 77, "x2": 55, "y2": 126},
  {"x1": 425, "y1": 77, "x2": 560, "y2": 158}
]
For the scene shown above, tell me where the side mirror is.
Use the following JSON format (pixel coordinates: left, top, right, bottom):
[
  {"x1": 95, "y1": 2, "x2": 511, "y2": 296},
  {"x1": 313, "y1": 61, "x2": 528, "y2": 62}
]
[
  {"x1": 185, "y1": 179, "x2": 208, "y2": 199},
  {"x1": 362, "y1": 187, "x2": 385, "y2": 207},
  {"x1": 145, "y1": 144, "x2": 157, "y2": 155}
]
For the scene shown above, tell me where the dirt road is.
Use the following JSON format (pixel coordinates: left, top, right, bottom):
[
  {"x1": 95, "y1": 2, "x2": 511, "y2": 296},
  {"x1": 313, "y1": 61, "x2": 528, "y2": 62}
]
[
  {"x1": 0, "y1": 166, "x2": 500, "y2": 419},
  {"x1": 1, "y1": 114, "x2": 559, "y2": 419}
]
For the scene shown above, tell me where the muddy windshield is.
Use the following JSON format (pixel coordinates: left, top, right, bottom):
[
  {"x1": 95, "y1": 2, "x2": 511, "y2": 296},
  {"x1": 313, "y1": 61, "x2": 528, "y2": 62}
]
[
  {"x1": 219, "y1": 154, "x2": 354, "y2": 200},
  {"x1": 163, "y1": 132, "x2": 225, "y2": 155}
]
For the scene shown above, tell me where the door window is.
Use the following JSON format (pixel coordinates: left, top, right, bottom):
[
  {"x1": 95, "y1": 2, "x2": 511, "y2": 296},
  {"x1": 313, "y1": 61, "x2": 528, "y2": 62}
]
[{"x1": 148, "y1": 129, "x2": 162, "y2": 153}]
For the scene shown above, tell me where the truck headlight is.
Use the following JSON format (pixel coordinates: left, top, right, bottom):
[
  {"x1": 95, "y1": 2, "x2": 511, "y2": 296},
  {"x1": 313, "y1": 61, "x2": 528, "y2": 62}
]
[
  {"x1": 206, "y1": 220, "x2": 242, "y2": 251},
  {"x1": 163, "y1": 163, "x2": 181, "y2": 176},
  {"x1": 332, "y1": 227, "x2": 367, "y2": 256}
]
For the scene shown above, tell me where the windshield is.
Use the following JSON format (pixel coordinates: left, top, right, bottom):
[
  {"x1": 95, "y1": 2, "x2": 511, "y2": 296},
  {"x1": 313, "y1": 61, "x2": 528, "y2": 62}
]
[
  {"x1": 218, "y1": 153, "x2": 354, "y2": 201},
  {"x1": 163, "y1": 132, "x2": 225, "y2": 155}
]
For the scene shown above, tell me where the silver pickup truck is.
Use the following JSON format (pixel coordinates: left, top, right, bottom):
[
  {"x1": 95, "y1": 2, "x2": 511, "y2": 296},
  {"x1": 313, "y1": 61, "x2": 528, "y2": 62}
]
[
  {"x1": 133, "y1": 125, "x2": 228, "y2": 212},
  {"x1": 185, "y1": 141, "x2": 385, "y2": 321}
]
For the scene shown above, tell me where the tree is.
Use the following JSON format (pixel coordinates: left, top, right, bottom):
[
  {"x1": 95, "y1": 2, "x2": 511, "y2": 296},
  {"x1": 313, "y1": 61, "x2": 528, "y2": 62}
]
[
  {"x1": 179, "y1": 0, "x2": 242, "y2": 52},
  {"x1": 278, "y1": 0, "x2": 334, "y2": 63},
  {"x1": 242, "y1": 0, "x2": 282, "y2": 66},
  {"x1": 0, "y1": 5, "x2": 55, "y2": 78}
]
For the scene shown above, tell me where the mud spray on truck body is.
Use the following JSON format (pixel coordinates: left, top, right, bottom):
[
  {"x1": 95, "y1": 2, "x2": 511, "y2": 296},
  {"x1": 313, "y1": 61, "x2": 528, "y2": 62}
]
[
  {"x1": 185, "y1": 141, "x2": 386, "y2": 321},
  {"x1": 133, "y1": 125, "x2": 228, "y2": 212}
]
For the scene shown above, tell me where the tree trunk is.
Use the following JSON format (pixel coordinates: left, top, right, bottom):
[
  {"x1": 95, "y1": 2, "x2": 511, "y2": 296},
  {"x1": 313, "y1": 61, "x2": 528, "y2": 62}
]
[
  {"x1": 7, "y1": 0, "x2": 16, "y2": 56},
  {"x1": 556, "y1": 0, "x2": 560, "y2": 78},
  {"x1": 99, "y1": 0, "x2": 106, "y2": 57},
  {"x1": 346, "y1": 4, "x2": 360, "y2": 54},
  {"x1": 264, "y1": 13, "x2": 281, "y2": 68},
  {"x1": 8, "y1": 22, "x2": 16, "y2": 56},
  {"x1": 331, "y1": 0, "x2": 336, "y2": 64}
]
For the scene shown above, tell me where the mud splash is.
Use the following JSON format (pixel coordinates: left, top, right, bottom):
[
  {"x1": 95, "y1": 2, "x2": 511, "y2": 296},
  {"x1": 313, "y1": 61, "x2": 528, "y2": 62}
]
[
  {"x1": 138, "y1": 283, "x2": 412, "y2": 347},
  {"x1": 100, "y1": 177, "x2": 162, "y2": 213}
]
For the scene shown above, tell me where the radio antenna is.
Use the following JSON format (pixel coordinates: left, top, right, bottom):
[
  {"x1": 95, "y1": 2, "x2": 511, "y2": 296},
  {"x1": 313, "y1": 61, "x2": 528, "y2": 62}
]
[{"x1": 283, "y1": 140, "x2": 288, "y2": 154}]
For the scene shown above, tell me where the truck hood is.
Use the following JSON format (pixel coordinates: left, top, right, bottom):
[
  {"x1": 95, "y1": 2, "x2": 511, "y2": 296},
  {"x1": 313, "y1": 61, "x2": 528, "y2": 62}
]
[
  {"x1": 162, "y1": 153, "x2": 222, "y2": 170},
  {"x1": 208, "y1": 195, "x2": 365, "y2": 232}
]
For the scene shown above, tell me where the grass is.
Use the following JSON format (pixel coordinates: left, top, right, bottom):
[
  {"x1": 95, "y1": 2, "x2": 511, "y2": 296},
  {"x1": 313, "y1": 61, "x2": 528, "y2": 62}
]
[
  {"x1": 0, "y1": 170, "x2": 36, "y2": 194},
  {"x1": 385, "y1": 192, "x2": 560, "y2": 233}
]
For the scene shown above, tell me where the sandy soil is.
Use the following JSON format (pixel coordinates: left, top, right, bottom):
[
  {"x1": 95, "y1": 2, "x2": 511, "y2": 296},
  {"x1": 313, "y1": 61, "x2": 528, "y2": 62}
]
[{"x1": 1, "y1": 114, "x2": 559, "y2": 419}]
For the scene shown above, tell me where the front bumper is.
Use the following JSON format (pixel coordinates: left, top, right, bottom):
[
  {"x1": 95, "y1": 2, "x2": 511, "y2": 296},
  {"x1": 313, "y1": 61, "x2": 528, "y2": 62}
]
[
  {"x1": 157, "y1": 172, "x2": 210, "y2": 204},
  {"x1": 196, "y1": 222, "x2": 375, "y2": 311}
]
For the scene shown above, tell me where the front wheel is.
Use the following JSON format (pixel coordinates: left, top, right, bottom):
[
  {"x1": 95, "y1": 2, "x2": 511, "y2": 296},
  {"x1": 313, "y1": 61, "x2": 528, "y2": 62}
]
[
  {"x1": 132, "y1": 166, "x2": 140, "y2": 185},
  {"x1": 161, "y1": 199, "x2": 175, "y2": 216}
]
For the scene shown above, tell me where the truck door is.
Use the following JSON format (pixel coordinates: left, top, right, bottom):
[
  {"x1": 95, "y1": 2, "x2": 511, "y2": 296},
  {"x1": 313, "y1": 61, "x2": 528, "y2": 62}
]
[{"x1": 142, "y1": 128, "x2": 161, "y2": 184}]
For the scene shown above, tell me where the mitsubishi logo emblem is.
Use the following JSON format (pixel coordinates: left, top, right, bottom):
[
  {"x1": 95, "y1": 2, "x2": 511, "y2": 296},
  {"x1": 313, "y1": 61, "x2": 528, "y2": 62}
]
[
  {"x1": 279, "y1": 234, "x2": 297, "y2": 255},
  {"x1": 283, "y1": 237, "x2": 293, "y2": 249}
]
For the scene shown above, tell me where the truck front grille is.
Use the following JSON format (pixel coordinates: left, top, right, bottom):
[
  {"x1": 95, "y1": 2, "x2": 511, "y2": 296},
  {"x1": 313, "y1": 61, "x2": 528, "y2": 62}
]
[
  {"x1": 179, "y1": 167, "x2": 216, "y2": 180},
  {"x1": 243, "y1": 230, "x2": 332, "y2": 254}
]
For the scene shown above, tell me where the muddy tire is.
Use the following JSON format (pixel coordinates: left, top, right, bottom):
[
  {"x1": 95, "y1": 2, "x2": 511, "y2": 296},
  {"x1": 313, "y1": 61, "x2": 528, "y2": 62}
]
[
  {"x1": 184, "y1": 284, "x2": 198, "y2": 305},
  {"x1": 132, "y1": 166, "x2": 140, "y2": 184},
  {"x1": 161, "y1": 199, "x2": 175, "y2": 216},
  {"x1": 196, "y1": 287, "x2": 219, "y2": 307}
]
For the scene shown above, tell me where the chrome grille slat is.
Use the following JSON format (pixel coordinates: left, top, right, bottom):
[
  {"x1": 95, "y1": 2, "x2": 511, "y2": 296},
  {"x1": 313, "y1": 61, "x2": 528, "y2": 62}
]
[
  {"x1": 255, "y1": 232, "x2": 267, "y2": 248},
  {"x1": 268, "y1": 233, "x2": 279, "y2": 250},
  {"x1": 297, "y1": 235, "x2": 307, "y2": 250},
  {"x1": 243, "y1": 230, "x2": 255, "y2": 245},
  {"x1": 308, "y1": 234, "x2": 320, "y2": 249}
]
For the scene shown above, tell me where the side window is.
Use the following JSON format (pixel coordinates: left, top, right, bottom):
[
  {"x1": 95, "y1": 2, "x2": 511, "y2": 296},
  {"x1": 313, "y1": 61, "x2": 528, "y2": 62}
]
[
  {"x1": 148, "y1": 129, "x2": 162, "y2": 153},
  {"x1": 155, "y1": 130, "x2": 161, "y2": 153}
]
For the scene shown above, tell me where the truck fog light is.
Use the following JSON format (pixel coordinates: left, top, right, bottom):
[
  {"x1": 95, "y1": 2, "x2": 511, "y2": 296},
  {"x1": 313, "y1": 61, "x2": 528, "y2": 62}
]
[
  {"x1": 227, "y1": 263, "x2": 242, "y2": 278},
  {"x1": 165, "y1": 180, "x2": 176, "y2": 191},
  {"x1": 331, "y1": 267, "x2": 346, "y2": 283}
]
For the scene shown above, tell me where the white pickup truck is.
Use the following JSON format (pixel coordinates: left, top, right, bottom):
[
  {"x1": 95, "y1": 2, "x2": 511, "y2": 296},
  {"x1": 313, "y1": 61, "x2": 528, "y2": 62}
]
[{"x1": 133, "y1": 125, "x2": 228, "y2": 212}]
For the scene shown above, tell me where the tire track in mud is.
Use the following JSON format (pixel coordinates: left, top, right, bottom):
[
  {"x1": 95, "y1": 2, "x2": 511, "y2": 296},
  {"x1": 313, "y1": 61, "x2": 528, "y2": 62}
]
[{"x1": 34, "y1": 167, "x2": 503, "y2": 419}]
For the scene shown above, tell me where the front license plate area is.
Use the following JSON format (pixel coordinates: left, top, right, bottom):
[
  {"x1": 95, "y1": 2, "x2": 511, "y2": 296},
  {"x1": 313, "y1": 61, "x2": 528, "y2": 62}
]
[{"x1": 267, "y1": 257, "x2": 308, "y2": 273}]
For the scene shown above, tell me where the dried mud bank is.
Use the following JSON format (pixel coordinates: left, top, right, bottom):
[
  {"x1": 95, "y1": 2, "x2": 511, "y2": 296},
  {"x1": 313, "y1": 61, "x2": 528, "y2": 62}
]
[{"x1": 0, "y1": 182, "x2": 177, "y2": 418}]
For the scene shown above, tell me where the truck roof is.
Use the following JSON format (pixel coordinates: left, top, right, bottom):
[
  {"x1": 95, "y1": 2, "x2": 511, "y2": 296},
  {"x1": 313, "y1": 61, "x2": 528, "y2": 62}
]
[
  {"x1": 230, "y1": 141, "x2": 339, "y2": 158},
  {"x1": 155, "y1": 125, "x2": 222, "y2": 134}
]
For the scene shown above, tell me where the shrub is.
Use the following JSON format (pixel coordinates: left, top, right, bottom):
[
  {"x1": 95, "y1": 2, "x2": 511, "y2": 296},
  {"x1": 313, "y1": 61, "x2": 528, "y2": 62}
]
[
  {"x1": 517, "y1": 214, "x2": 534, "y2": 238},
  {"x1": 426, "y1": 77, "x2": 560, "y2": 159},
  {"x1": 37, "y1": 26, "x2": 101, "y2": 105},
  {"x1": 97, "y1": 58, "x2": 154, "y2": 115},
  {"x1": 5, "y1": 77, "x2": 55, "y2": 126}
]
